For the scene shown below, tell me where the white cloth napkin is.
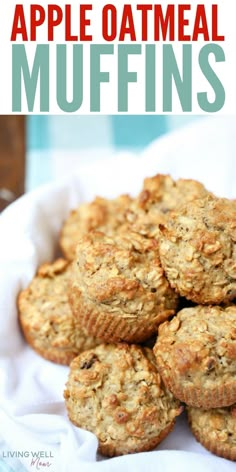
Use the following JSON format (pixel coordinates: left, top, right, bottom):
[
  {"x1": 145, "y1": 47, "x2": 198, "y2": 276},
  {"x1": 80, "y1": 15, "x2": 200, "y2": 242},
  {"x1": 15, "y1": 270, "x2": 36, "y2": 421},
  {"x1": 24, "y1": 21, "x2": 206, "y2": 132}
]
[{"x1": 0, "y1": 116, "x2": 236, "y2": 472}]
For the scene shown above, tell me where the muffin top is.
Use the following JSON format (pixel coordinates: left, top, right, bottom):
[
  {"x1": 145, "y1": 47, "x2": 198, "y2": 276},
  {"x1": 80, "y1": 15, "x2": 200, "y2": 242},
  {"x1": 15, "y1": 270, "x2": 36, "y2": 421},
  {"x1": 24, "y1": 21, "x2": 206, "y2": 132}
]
[
  {"x1": 154, "y1": 305, "x2": 236, "y2": 407},
  {"x1": 72, "y1": 230, "x2": 178, "y2": 327},
  {"x1": 18, "y1": 259, "x2": 100, "y2": 365},
  {"x1": 126, "y1": 174, "x2": 209, "y2": 238},
  {"x1": 159, "y1": 195, "x2": 236, "y2": 304},
  {"x1": 60, "y1": 195, "x2": 132, "y2": 260},
  {"x1": 64, "y1": 343, "x2": 182, "y2": 456}
]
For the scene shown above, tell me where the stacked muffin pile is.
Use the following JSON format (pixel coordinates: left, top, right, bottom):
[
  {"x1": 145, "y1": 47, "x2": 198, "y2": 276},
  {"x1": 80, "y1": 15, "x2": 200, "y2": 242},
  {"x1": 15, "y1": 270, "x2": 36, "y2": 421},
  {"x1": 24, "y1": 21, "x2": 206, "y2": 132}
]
[{"x1": 18, "y1": 175, "x2": 236, "y2": 460}]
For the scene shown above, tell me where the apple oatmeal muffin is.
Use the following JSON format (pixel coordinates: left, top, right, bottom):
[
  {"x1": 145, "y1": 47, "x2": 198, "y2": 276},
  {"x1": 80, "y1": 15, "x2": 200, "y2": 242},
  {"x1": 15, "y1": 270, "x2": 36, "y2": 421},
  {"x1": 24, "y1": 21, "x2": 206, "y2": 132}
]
[
  {"x1": 69, "y1": 230, "x2": 178, "y2": 343},
  {"x1": 159, "y1": 195, "x2": 236, "y2": 304},
  {"x1": 153, "y1": 305, "x2": 236, "y2": 408},
  {"x1": 126, "y1": 174, "x2": 209, "y2": 239},
  {"x1": 60, "y1": 195, "x2": 132, "y2": 260},
  {"x1": 18, "y1": 259, "x2": 101, "y2": 365},
  {"x1": 187, "y1": 404, "x2": 236, "y2": 461},
  {"x1": 64, "y1": 343, "x2": 182, "y2": 456}
]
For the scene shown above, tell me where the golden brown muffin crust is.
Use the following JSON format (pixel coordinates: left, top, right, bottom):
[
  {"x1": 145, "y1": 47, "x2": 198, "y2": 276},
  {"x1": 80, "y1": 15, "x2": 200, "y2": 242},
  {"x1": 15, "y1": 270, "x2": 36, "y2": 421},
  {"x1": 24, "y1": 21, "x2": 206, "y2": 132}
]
[
  {"x1": 159, "y1": 195, "x2": 236, "y2": 304},
  {"x1": 18, "y1": 259, "x2": 100, "y2": 365},
  {"x1": 64, "y1": 343, "x2": 182, "y2": 456},
  {"x1": 153, "y1": 305, "x2": 236, "y2": 408},
  {"x1": 60, "y1": 195, "x2": 132, "y2": 260},
  {"x1": 187, "y1": 405, "x2": 236, "y2": 461},
  {"x1": 69, "y1": 230, "x2": 178, "y2": 343}
]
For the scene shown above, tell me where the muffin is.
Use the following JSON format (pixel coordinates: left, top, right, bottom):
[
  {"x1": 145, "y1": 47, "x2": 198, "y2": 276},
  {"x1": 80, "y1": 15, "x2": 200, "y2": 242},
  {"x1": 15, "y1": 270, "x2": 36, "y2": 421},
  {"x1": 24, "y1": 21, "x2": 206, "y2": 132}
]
[
  {"x1": 60, "y1": 195, "x2": 132, "y2": 260},
  {"x1": 69, "y1": 230, "x2": 178, "y2": 343},
  {"x1": 187, "y1": 404, "x2": 236, "y2": 461},
  {"x1": 153, "y1": 305, "x2": 236, "y2": 408},
  {"x1": 64, "y1": 343, "x2": 182, "y2": 456},
  {"x1": 126, "y1": 174, "x2": 209, "y2": 239},
  {"x1": 18, "y1": 259, "x2": 100, "y2": 365},
  {"x1": 159, "y1": 195, "x2": 236, "y2": 304}
]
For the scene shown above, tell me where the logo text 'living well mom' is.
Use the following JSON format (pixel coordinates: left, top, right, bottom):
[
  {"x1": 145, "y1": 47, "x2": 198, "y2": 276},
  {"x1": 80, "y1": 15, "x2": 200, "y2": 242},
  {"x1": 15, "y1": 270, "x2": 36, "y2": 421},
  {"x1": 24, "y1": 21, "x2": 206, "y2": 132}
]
[{"x1": 1, "y1": 450, "x2": 53, "y2": 470}]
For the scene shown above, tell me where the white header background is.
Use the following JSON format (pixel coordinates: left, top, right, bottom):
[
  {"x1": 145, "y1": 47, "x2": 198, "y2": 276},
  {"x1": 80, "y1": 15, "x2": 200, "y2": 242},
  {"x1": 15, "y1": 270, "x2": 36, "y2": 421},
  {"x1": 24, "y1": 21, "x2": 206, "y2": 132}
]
[{"x1": 0, "y1": 0, "x2": 235, "y2": 114}]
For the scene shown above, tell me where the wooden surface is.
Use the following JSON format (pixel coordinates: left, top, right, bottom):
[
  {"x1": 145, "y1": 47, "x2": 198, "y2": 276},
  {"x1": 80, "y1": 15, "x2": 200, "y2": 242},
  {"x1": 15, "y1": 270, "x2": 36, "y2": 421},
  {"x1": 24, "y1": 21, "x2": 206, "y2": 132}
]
[{"x1": 0, "y1": 116, "x2": 25, "y2": 211}]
